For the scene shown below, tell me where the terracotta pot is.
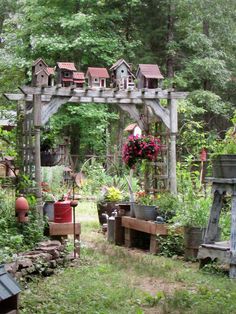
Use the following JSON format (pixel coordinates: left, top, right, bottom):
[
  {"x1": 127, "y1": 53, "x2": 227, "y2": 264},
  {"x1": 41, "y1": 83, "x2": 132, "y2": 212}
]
[{"x1": 15, "y1": 196, "x2": 29, "y2": 223}]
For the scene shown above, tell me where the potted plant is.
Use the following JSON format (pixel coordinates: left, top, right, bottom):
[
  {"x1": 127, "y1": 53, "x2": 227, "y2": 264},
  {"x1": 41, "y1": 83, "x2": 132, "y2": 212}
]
[
  {"x1": 133, "y1": 191, "x2": 158, "y2": 221},
  {"x1": 211, "y1": 117, "x2": 236, "y2": 178},
  {"x1": 155, "y1": 192, "x2": 180, "y2": 223},
  {"x1": 42, "y1": 182, "x2": 56, "y2": 221},
  {"x1": 97, "y1": 186, "x2": 123, "y2": 225},
  {"x1": 122, "y1": 134, "x2": 161, "y2": 218},
  {"x1": 173, "y1": 194, "x2": 212, "y2": 260},
  {"x1": 122, "y1": 135, "x2": 161, "y2": 168}
]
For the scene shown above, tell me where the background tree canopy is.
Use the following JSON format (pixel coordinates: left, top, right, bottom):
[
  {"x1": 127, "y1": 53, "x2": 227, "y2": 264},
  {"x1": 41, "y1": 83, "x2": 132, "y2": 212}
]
[{"x1": 0, "y1": 0, "x2": 236, "y2": 163}]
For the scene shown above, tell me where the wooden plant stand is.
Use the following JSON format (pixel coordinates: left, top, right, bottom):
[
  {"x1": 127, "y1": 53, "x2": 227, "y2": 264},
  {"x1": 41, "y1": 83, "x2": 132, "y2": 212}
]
[
  {"x1": 121, "y1": 216, "x2": 182, "y2": 254},
  {"x1": 198, "y1": 178, "x2": 236, "y2": 278},
  {"x1": 49, "y1": 222, "x2": 81, "y2": 256}
]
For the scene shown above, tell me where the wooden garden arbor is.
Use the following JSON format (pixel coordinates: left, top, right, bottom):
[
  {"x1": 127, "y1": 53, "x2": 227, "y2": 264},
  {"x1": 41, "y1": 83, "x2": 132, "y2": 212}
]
[{"x1": 4, "y1": 86, "x2": 187, "y2": 212}]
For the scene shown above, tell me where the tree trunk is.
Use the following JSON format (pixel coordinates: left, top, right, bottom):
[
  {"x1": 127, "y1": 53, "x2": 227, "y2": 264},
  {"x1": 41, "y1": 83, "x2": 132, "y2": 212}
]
[
  {"x1": 166, "y1": 1, "x2": 175, "y2": 79},
  {"x1": 203, "y1": 19, "x2": 210, "y2": 90}
]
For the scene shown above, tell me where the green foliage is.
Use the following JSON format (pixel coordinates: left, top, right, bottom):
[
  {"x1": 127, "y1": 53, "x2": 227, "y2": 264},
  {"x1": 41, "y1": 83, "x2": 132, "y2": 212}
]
[
  {"x1": 104, "y1": 186, "x2": 122, "y2": 202},
  {"x1": 157, "y1": 229, "x2": 184, "y2": 257},
  {"x1": 156, "y1": 192, "x2": 180, "y2": 222},
  {"x1": 212, "y1": 113, "x2": 236, "y2": 157},
  {"x1": 0, "y1": 186, "x2": 45, "y2": 263},
  {"x1": 0, "y1": 127, "x2": 17, "y2": 157},
  {"x1": 174, "y1": 164, "x2": 210, "y2": 227},
  {"x1": 81, "y1": 161, "x2": 114, "y2": 196},
  {"x1": 42, "y1": 166, "x2": 67, "y2": 200},
  {"x1": 135, "y1": 191, "x2": 157, "y2": 206}
]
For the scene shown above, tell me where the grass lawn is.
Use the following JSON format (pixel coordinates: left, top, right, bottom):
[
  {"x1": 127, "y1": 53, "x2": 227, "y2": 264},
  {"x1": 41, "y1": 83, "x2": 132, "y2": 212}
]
[{"x1": 20, "y1": 201, "x2": 236, "y2": 314}]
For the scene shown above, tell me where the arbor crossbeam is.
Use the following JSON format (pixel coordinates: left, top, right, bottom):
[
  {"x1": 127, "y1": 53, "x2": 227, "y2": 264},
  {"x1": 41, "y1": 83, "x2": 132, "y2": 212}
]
[{"x1": 4, "y1": 85, "x2": 188, "y2": 195}]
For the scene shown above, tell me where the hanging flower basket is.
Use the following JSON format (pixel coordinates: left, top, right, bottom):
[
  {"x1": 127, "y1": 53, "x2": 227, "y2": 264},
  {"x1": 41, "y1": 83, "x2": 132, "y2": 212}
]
[{"x1": 122, "y1": 135, "x2": 161, "y2": 168}]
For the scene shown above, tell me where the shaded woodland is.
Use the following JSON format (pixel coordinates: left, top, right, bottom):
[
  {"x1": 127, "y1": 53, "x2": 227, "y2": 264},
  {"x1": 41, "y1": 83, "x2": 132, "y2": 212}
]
[{"x1": 0, "y1": 0, "x2": 236, "y2": 163}]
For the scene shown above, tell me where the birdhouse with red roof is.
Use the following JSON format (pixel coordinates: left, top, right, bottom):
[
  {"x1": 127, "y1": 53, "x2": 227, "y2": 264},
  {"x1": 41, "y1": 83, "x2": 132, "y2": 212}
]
[
  {"x1": 86, "y1": 67, "x2": 109, "y2": 88},
  {"x1": 56, "y1": 62, "x2": 77, "y2": 87},
  {"x1": 110, "y1": 59, "x2": 135, "y2": 90},
  {"x1": 32, "y1": 58, "x2": 55, "y2": 87},
  {"x1": 73, "y1": 72, "x2": 85, "y2": 88},
  {"x1": 124, "y1": 123, "x2": 142, "y2": 136},
  {"x1": 136, "y1": 64, "x2": 164, "y2": 89}
]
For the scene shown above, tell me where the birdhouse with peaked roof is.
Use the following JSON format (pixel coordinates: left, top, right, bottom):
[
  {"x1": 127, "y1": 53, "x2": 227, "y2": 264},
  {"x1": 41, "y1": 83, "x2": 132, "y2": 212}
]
[
  {"x1": 110, "y1": 59, "x2": 135, "y2": 90},
  {"x1": 136, "y1": 64, "x2": 164, "y2": 89},
  {"x1": 32, "y1": 58, "x2": 55, "y2": 87},
  {"x1": 86, "y1": 67, "x2": 109, "y2": 88},
  {"x1": 73, "y1": 72, "x2": 85, "y2": 88},
  {"x1": 124, "y1": 123, "x2": 142, "y2": 136},
  {"x1": 0, "y1": 264, "x2": 21, "y2": 314},
  {"x1": 56, "y1": 62, "x2": 77, "y2": 87}
]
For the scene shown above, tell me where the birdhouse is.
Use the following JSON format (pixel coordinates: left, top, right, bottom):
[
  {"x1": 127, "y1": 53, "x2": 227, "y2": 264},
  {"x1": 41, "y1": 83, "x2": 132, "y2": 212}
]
[
  {"x1": 15, "y1": 196, "x2": 29, "y2": 223},
  {"x1": 56, "y1": 62, "x2": 77, "y2": 87},
  {"x1": 110, "y1": 59, "x2": 135, "y2": 90},
  {"x1": 200, "y1": 148, "x2": 207, "y2": 161},
  {"x1": 63, "y1": 166, "x2": 73, "y2": 183},
  {"x1": 0, "y1": 264, "x2": 21, "y2": 314},
  {"x1": 124, "y1": 123, "x2": 142, "y2": 137},
  {"x1": 32, "y1": 58, "x2": 55, "y2": 87},
  {"x1": 73, "y1": 72, "x2": 85, "y2": 88},
  {"x1": 86, "y1": 67, "x2": 109, "y2": 88},
  {"x1": 136, "y1": 64, "x2": 164, "y2": 89}
]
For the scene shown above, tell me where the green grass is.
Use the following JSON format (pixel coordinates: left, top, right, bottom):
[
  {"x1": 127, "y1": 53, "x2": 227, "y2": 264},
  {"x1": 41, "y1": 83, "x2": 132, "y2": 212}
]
[
  {"x1": 20, "y1": 247, "x2": 147, "y2": 314},
  {"x1": 20, "y1": 201, "x2": 236, "y2": 314}
]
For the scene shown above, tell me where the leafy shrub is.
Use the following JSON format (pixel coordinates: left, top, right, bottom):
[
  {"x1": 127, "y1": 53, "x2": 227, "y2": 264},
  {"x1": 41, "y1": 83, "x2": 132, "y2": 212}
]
[
  {"x1": 174, "y1": 164, "x2": 211, "y2": 227},
  {"x1": 0, "y1": 186, "x2": 46, "y2": 263},
  {"x1": 156, "y1": 192, "x2": 180, "y2": 222},
  {"x1": 157, "y1": 230, "x2": 184, "y2": 257},
  {"x1": 104, "y1": 186, "x2": 122, "y2": 202}
]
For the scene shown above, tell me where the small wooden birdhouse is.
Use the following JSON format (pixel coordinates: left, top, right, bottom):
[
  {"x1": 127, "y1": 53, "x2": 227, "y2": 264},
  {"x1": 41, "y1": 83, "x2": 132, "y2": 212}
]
[
  {"x1": 63, "y1": 166, "x2": 73, "y2": 183},
  {"x1": 56, "y1": 62, "x2": 77, "y2": 87},
  {"x1": 32, "y1": 58, "x2": 55, "y2": 87},
  {"x1": 124, "y1": 123, "x2": 142, "y2": 136},
  {"x1": 110, "y1": 59, "x2": 135, "y2": 90},
  {"x1": 73, "y1": 72, "x2": 85, "y2": 88},
  {"x1": 0, "y1": 264, "x2": 21, "y2": 314},
  {"x1": 86, "y1": 67, "x2": 109, "y2": 88},
  {"x1": 136, "y1": 64, "x2": 164, "y2": 89}
]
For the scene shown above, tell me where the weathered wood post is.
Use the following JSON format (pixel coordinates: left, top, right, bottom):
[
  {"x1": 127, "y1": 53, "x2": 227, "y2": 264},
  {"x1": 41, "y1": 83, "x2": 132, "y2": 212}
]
[
  {"x1": 230, "y1": 192, "x2": 236, "y2": 278},
  {"x1": 16, "y1": 101, "x2": 24, "y2": 176},
  {"x1": 33, "y1": 94, "x2": 43, "y2": 214},
  {"x1": 168, "y1": 94, "x2": 178, "y2": 194}
]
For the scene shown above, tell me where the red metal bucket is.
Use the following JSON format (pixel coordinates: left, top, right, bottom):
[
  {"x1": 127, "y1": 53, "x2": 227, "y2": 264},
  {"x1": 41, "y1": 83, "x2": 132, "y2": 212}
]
[{"x1": 54, "y1": 200, "x2": 72, "y2": 223}]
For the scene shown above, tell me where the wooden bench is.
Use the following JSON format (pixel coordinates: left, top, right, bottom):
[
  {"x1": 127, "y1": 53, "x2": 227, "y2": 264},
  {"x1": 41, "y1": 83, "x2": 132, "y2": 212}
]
[
  {"x1": 121, "y1": 216, "x2": 181, "y2": 254},
  {"x1": 48, "y1": 222, "x2": 81, "y2": 256}
]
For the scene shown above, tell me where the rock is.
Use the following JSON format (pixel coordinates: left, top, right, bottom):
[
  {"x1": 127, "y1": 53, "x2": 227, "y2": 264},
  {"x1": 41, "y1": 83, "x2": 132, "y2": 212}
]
[
  {"x1": 17, "y1": 258, "x2": 33, "y2": 270},
  {"x1": 37, "y1": 240, "x2": 64, "y2": 251},
  {"x1": 36, "y1": 246, "x2": 60, "y2": 259},
  {"x1": 22, "y1": 251, "x2": 53, "y2": 261},
  {"x1": 21, "y1": 268, "x2": 28, "y2": 277},
  {"x1": 14, "y1": 271, "x2": 23, "y2": 280},
  {"x1": 5, "y1": 262, "x2": 18, "y2": 275},
  {"x1": 49, "y1": 260, "x2": 57, "y2": 268},
  {"x1": 26, "y1": 265, "x2": 36, "y2": 274},
  {"x1": 42, "y1": 268, "x2": 54, "y2": 276}
]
